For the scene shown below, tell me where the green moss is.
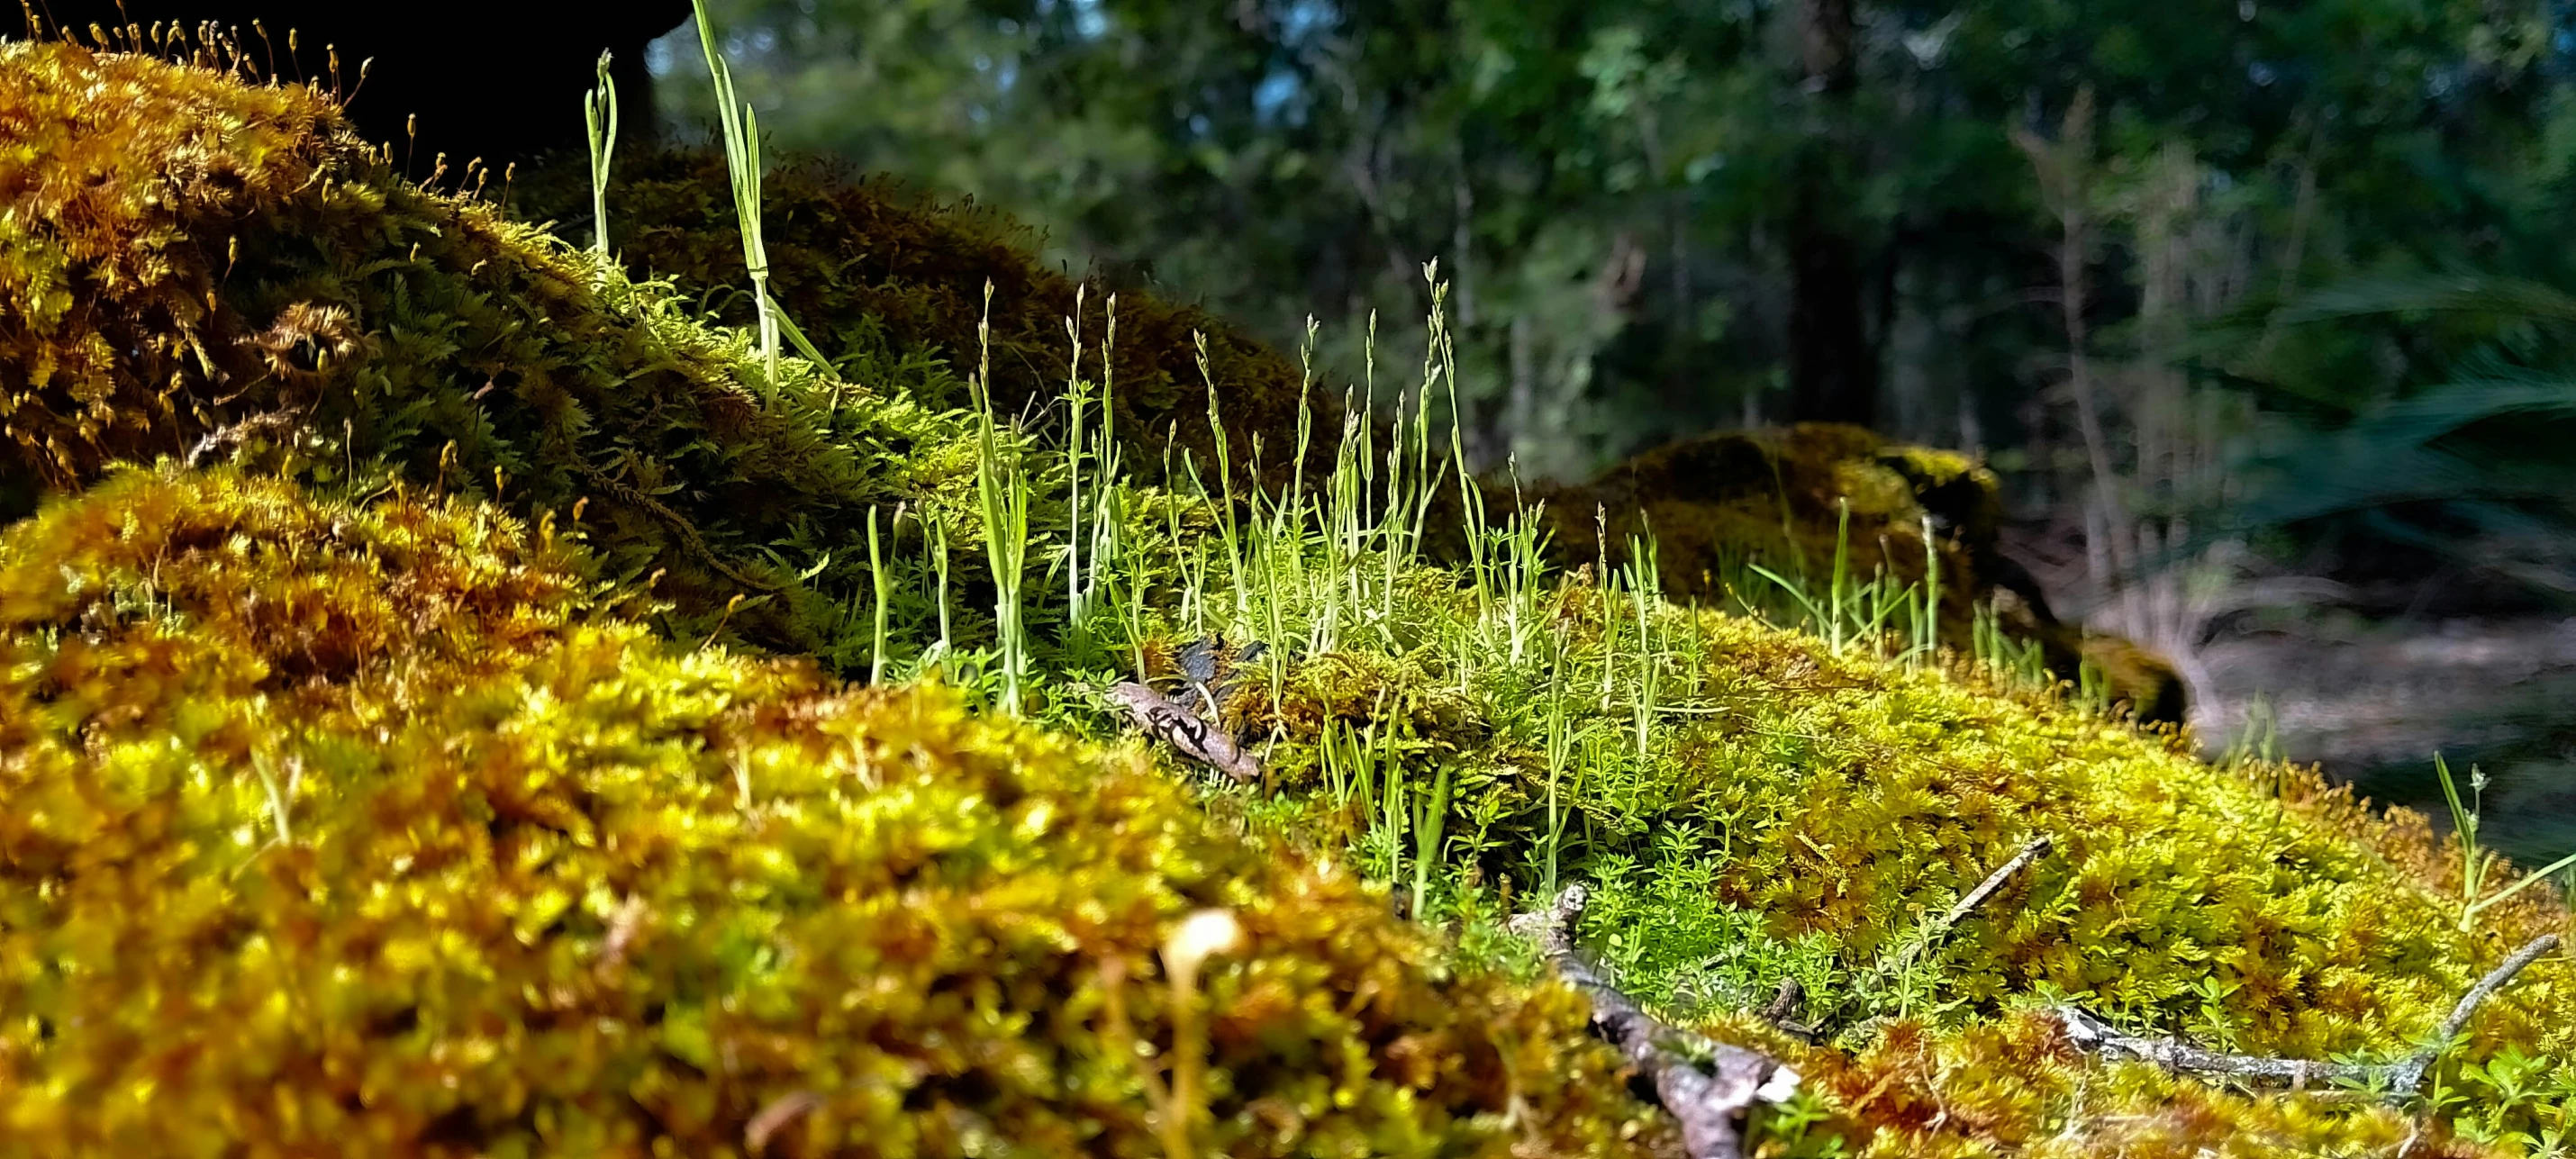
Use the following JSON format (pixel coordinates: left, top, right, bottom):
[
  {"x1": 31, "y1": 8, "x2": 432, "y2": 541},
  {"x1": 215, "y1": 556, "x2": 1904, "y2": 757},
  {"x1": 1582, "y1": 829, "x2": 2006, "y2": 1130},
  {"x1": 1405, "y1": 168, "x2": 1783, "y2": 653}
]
[
  {"x1": 0, "y1": 466, "x2": 1664, "y2": 1156},
  {"x1": 0, "y1": 40, "x2": 1004, "y2": 666},
  {"x1": 1529, "y1": 422, "x2": 2184, "y2": 721},
  {"x1": 8, "y1": 38, "x2": 2568, "y2": 1159},
  {"x1": 1189, "y1": 557, "x2": 2569, "y2": 1152},
  {"x1": 529, "y1": 150, "x2": 1337, "y2": 494}
]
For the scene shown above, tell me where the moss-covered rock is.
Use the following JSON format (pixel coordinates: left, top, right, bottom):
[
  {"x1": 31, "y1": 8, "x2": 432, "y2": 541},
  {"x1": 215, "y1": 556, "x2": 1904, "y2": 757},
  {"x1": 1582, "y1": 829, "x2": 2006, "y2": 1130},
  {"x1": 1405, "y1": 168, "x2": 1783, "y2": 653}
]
[
  {"x1": 1530, "y1": 422, "x2": 2186, "y2": 721},
  {"x1": 0, "y1": 466, "x2": 1664, "y2": 1156}
]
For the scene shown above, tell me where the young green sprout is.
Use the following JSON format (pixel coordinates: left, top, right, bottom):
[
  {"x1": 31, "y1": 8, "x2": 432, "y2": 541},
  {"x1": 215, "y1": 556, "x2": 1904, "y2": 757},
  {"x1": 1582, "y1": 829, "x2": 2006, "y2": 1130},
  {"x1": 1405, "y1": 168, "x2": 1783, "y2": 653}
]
[{"x1": 582, "y1": 50, "x2": 616, "y2": 258}]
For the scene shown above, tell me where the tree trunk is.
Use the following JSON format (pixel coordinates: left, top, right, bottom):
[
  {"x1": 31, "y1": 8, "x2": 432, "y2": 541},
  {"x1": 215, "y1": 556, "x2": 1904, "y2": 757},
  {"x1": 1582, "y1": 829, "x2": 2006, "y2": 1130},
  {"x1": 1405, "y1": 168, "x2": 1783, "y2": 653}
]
[{"x1": 1786, "y1": 0, "x2": 1878, "y2": 427}]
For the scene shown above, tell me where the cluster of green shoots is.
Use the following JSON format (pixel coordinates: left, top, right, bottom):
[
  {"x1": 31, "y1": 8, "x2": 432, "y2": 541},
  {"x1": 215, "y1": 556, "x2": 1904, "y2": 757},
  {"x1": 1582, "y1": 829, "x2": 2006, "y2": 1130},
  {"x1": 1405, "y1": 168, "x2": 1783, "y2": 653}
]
[
  {"x1": 909, "y1": 259, "x2": 2120, "y2": 930},
  {"x1": 684, "y1": 0, "x2": 834, "y2": 386},
  {"x1": 2435, "y1": 754, "x2": 2576, "y2": 932},
  {"x1": 602, "y1": 20, "x2": 2253, "y2": 937}
]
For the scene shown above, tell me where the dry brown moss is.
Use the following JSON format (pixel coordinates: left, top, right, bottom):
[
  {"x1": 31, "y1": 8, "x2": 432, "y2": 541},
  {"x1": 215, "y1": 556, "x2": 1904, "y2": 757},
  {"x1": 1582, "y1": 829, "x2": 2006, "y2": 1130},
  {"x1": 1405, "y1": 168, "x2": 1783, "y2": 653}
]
[{"x1": 0, "y1": 466, "x2": 1668, "y2": 1157}]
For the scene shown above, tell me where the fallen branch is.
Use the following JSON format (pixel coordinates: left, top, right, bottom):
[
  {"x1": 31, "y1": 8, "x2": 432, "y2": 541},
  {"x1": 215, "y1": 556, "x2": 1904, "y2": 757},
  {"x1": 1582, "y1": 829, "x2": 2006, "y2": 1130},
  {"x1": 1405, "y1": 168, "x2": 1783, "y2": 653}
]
[
  {"x1": 1512, "y1": 885, "x2": 1798, "y2": 1159},
  {"x1": 2059, "y1": 933, "x2": 2561, "y2": 1100},
  {"x1": 1936, "y1": 836, "x2": 2054, "y2": 936},
  {"x1": 2385, "y1": 932, "x2": 2562, "y2": 1093},
  {"x1": 1109, "y1": 681, "x2": 1260, "y2": 783}
]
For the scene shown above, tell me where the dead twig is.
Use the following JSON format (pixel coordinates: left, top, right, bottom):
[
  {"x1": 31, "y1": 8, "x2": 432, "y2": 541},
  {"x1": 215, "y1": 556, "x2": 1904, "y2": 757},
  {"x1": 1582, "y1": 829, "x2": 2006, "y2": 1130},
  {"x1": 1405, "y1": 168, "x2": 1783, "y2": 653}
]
[
  {"x1": 1511, "y1": 885, "x2": 1798, "y2": 1159},
  {"x1": 2060, "y1": 933, "x2": 2560, "y2": 1100},
  {"x1": 2385, "y1": 933, "x2": 2561, "y2": 1093},
  {"x1": 186, "y1": 409, "x2": 307, "y2": 467},
  {"x1": 1936, "y1": 836, "x2": 2054, "y2": 936},
  {"x1": 1878, "y1": 834, "x2": 2053, "y2": 980},
  {"x1": 744, "y1": 1090, "x2": 821, "y2": 1153},
  {"x1": 1109, "y1": 681, "x2": 1260, "y2": 782}
]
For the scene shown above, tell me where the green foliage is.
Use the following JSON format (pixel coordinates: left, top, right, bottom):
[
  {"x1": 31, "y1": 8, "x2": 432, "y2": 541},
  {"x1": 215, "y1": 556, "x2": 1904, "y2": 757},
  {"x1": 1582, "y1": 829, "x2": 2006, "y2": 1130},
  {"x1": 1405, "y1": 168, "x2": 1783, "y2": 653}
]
[
  {"x1": 658, "y1": 0, "x2": 2555, "y2": 477},
  {"x1": 2235, "y1": 275, "x2": 2576, "y2": 599},
  {"x1": 7, "y1": 36, "x2": 2571, "y2": 1159},
  {"x1": 521, "y1": 149, "x2": 1338, "y2": 496},
  {"x1": 0, "y1": 466, "x2": 1667, "y2": 1156}
]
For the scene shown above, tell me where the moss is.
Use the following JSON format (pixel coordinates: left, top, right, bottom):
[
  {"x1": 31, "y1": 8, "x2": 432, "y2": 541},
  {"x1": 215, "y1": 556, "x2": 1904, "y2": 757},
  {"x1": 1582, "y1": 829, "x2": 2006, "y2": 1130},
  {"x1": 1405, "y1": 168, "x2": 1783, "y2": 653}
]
[
  {"x1": 1529, "y1": 423, "x2": 2186, "y2": 721},
  {"x1": 9, "y1": 38, "x2": 2566, "y2": 1159},
  {"x1": 1529, "y1": 425, "x2": 1994, "y2": 602},
  {"x1": 1743, "y1": 1010, "x2": 2500, "y2": 1157},
  {"x1": 531, "y1": 150, "x2": 1337, "y2": 494},
  {"x1": 0, "y1": 466, "x2": 1665, "y2": 1156},
  {"x1": 0, "y1": 39, "x2": 1000, "y2": 665},
  {"x1": 1220, "y1": 575, "x2": 2571, "y2": 1151}
]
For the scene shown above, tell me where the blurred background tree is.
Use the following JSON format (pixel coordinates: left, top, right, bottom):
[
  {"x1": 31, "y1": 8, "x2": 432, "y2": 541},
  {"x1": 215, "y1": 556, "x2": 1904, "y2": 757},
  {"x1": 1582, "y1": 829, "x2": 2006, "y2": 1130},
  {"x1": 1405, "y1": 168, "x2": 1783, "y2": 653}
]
[{"x1": 640, "y1": 0, "x2": 2576, "y2": 855}]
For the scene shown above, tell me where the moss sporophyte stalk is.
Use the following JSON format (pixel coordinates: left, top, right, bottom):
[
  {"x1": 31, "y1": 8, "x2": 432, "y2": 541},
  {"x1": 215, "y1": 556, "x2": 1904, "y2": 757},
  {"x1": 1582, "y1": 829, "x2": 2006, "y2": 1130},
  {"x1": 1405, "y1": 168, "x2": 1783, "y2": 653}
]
[{"x1": 1, "y1": 32, "x2": 2571, "y2": 1159}]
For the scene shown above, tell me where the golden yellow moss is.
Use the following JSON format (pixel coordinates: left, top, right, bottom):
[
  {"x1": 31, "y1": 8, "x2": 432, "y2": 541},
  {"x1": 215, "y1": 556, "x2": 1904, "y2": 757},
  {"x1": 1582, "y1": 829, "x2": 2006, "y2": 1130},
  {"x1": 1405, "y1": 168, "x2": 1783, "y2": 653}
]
[
  {"x1": 0, "y1": 467, "x2": 1664, "y2": 1156},
  {"x1": 1231, "y1": 575, "x2": 2571, "y2": 1152}
]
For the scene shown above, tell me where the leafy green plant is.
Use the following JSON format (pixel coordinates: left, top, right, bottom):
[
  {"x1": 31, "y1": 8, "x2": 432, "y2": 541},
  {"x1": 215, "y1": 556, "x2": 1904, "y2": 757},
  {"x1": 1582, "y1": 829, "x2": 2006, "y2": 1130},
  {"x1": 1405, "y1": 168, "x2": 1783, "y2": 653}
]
[
  {"x1": 582, "y1": 49, "x2": 617, "y2": 257},
  {"x1": 685, "y1": 0, "x2": 838, "y2": 385},
  {"x1": 967, "y1": 283, "x2": 1036, "y2": 713}
]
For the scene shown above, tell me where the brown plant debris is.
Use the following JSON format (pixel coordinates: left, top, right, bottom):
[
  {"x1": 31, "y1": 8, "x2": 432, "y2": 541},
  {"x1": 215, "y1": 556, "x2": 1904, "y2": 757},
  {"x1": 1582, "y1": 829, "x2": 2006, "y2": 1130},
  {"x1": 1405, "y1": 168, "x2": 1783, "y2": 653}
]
[{"x1": 1109, "y1": 680, "x2": 1263, "y2": 783}]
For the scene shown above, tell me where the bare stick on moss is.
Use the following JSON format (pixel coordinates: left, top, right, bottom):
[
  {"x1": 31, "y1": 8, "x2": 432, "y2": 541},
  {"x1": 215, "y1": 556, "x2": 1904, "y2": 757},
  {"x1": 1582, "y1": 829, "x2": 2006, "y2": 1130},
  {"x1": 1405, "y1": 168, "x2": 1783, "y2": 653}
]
[
  {"x1": 2385, "y1": 932, "x2": 2562, "y2": 1093},
  {"x1": 1888, "y1": 834, "x2": 2052, "y2": 974},
  {"x1": 1938, "y1": 836, "x2": 2054, "y2": 932},
  {"x1": 1108, "y1": 681, "x2": 1260, "y2": 783},
  {"x1": 2059, "y1": 933, "x2": 2561, "y2": 1100},
  {"x1": 1510, "y1": 885, "x2": 1795, "y2": 1159}
]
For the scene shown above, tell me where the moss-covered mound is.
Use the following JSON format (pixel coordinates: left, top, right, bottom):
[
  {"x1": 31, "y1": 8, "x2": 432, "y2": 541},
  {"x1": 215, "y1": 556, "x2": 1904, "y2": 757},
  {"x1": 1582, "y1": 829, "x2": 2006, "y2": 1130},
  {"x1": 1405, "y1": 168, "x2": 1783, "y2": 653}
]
[
  {"x1": 10, "y1": 34, "x2": 2569, "y2": 1159},
  {"x1": 1252, "y1": 578, "x2": 2571, "y2": 1057},
  {"x1": 1192, "y1": 550, "x2": 2571, "y2": 1152},
  {"x1": 1530, "y1": 422, "x2": 2184, "y2": 721},
  {"x1": 555, "y1": 150, "x2": 1335, "y2": 493},
  {"x1": 0, "y1": 38, "x2": 993, "y2": 663},
  {"x1": 0, "y1": 466, "x2": 1663, "y2": 1156}
]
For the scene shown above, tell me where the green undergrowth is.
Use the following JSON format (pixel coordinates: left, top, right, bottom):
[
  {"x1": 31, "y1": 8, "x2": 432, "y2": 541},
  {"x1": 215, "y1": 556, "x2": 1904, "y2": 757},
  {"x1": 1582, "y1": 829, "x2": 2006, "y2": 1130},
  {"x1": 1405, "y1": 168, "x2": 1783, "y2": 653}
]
[
  {"x1": 5, "y1": 30, "x2": 2573, "y2": 1159},
  {"x1": 1066, "y1": 404, "x2": 2571, "y2": 1154},
  {"x1": 0, "y1": 466, "x2": 1664, "y2": 1156}
]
